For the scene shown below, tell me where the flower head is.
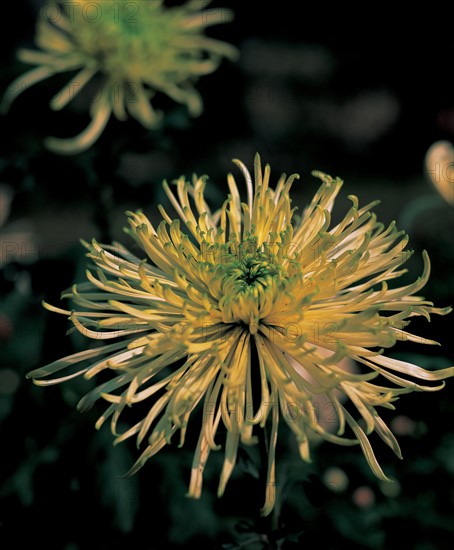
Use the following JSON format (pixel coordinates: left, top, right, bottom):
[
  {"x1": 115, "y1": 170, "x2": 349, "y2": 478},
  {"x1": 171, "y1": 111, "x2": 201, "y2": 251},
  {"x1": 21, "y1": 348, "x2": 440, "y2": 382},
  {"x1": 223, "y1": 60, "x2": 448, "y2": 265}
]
[
  {"x1": 425, "y1": 141, "x2": 454, "y2": 206},
  {"x1": 2, "y1": 0, "x2": 237, "y2": 153},
  {"x1": 28, "y1": 155, "x2": 453, "y2": 514}
]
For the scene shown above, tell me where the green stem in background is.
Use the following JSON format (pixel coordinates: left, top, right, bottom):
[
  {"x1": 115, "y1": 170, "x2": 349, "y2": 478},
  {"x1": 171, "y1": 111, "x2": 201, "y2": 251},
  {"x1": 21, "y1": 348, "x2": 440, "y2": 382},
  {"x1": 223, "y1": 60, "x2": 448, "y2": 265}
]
[
  {"x1": 251, "y1": 339, "x2": 280, "y2": 536},
  {"x1": 258, "y1": 422, "x2": 269, "y2": 507},
  {"x1": 399, "y1": 193, "x2": 445, "y2": 231},
  {"x1": 256, "y1": 424, "x2": 281, "y2": 544},
  {"x1": 93, "y1": 180, "x2": 114, "y2": 243},
  {"x1": 80, "y1": 151, "x2": 115, "y2": 243}
]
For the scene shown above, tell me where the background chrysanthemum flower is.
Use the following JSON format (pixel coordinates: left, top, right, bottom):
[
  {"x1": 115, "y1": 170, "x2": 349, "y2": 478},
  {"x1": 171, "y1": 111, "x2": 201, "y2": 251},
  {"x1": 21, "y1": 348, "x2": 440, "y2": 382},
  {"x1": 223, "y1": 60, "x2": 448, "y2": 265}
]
[
  {"x1": 28, "y1": 154, "x2": 453, "y2": 514},
  {"x1": 1, "y1": 0, "x2": 237, "y2": 154},
  {"x1": 425, "y1": 141, "x2": 454, "y2": 207}
]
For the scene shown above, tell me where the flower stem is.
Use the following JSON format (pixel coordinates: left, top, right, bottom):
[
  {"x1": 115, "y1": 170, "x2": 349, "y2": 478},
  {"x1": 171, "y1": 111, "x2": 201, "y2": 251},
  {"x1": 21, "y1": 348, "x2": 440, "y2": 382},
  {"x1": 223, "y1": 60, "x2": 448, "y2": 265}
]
[{"x1": 251, "y1": 340, "x2": 277, "y2": 535}]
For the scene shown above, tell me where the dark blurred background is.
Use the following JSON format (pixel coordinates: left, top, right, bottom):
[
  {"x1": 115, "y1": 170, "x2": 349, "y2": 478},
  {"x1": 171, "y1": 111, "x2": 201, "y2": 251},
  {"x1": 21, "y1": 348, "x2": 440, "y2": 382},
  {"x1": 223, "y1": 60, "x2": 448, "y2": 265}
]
[{"x1": 1, "y1": 1, "x2": 453, "y2": 548}]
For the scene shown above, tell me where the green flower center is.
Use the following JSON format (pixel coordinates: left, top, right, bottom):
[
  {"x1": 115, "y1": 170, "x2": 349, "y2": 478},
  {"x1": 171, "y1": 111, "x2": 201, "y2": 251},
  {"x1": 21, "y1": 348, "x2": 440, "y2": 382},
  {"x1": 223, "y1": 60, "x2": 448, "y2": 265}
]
[
  {"x1": 226, "y1": 256, "x2": 281, "y2": 288},
  {"x1": 215, "y1": 245, "x2": 286, "y2": 332},
  {"x1": 69, "y1": 1, "x2": 191, "y2": 80}
]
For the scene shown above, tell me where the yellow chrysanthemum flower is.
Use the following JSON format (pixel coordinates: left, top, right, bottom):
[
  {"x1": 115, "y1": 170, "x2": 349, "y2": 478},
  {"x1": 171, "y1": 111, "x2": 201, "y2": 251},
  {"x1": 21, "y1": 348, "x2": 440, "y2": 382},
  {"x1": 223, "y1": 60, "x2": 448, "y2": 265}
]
[
  {"x1": 28, "y1": 155, "x2": 453, "y2": 514},
  {"x1": 2, "y1": 0, "x2": 237, "y2": 154}
]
